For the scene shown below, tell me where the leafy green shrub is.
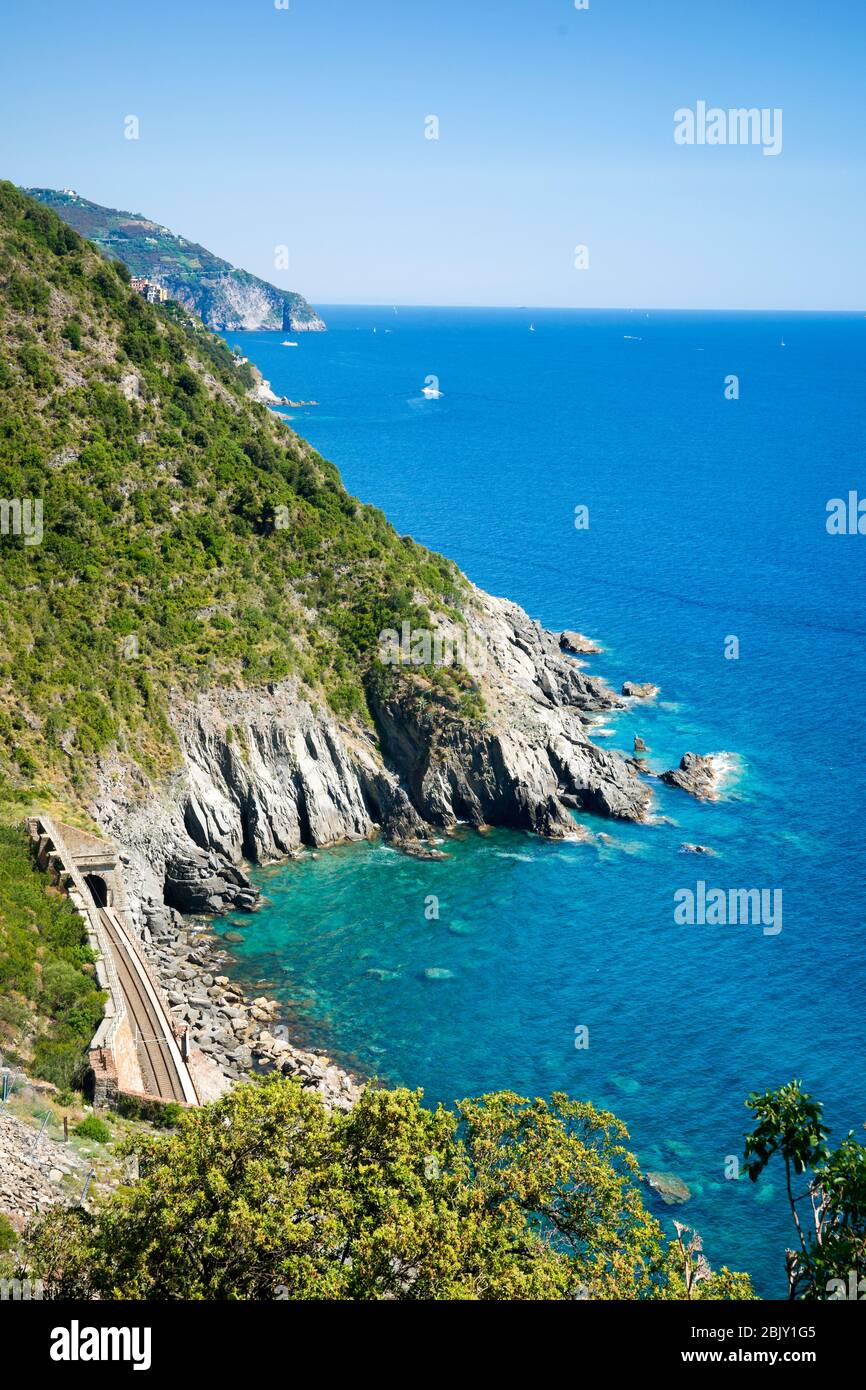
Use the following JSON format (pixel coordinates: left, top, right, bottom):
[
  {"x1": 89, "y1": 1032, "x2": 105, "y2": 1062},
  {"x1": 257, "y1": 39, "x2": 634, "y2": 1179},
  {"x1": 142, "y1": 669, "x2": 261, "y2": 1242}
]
[
  {"x1": 0, "y1": 1213, "x2": 17, "y2": 1253},
  {"x1": 61, "y1": 318, "x2": 82, "y2": 350},
  {"x1": 24, "y1": 1077, "x2": 755, "y2": 1301},
  {"x1": 744, "y1": 1079, "x2": 866, "y2": 1299},
  {"x1": 31, "y1": 1039, "x2": 92, "y2": 1091},
  {"x1": 7, "y1": 271, "x2": 49, "y2": 314},
  {"x1": 41, "y1": 960, "x2": 94, "y2": 1013},
  {"x1": 153, "y1": 1101, "x2": 185, "y2": 1129},
  {"x1": 16, "y1": 342, "x2": 53, "y2": 388},
  {"x1": 91, "y1": 264, "x2": 121, "y2": 302},
  {"x1": 74, "y1": 1115, "x2": 111, "y2": 1144}
]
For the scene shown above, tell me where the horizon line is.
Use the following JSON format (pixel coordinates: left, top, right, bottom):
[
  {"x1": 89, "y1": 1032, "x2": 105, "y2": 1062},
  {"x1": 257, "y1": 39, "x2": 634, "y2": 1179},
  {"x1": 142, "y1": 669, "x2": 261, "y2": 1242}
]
[{"x1": 284, "y1": 302, "x2": 866, "y2": 316}]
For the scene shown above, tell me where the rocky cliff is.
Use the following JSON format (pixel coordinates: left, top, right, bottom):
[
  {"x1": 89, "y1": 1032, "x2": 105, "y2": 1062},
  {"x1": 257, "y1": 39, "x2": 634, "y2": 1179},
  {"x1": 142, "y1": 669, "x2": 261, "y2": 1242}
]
[
  {"x1": 91, "y1": 585, "x2": 651, "y2": 935},
  {"x1": 25, "y1": 187, "x2": 326, "y2": 332},
  {"x1": 0, "y1": 183, "x2": 652, "y2": 946}
]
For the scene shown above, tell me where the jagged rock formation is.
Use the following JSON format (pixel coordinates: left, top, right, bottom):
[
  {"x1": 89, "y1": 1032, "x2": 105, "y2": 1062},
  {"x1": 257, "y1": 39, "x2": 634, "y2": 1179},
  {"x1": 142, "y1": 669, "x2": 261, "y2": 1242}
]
[
  {"x1": 559, "y1": 629, "x2": 602, "y2": 656},
  {"x1": 92, "y1": 587, "x2": 652, "y2": 932},
  {"x1": 660, "y1": 753, "x2": 719, "y2": 801}
]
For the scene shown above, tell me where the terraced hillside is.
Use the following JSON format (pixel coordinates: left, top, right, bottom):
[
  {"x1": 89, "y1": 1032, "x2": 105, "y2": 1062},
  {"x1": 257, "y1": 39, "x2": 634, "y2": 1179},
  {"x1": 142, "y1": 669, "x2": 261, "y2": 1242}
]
[{"x1": 26, "y1": 188, "x2": 325, "y2": 332}]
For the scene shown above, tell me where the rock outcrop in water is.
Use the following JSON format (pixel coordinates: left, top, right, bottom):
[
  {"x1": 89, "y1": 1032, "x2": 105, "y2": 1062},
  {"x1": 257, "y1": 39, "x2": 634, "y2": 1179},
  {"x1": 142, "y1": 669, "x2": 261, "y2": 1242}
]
[
  {"x1": 660, "y1": 753, "x2": 719, "y2": 801},
  {"x1": 622, "y1": 681, "x2": 660, "y2": 700},
  {"x1": 559, "y1": 629, "x2": 602, "y2": 656},
  {"x1": 92, "y1": 585, "x2": 652, "y2": 934}
]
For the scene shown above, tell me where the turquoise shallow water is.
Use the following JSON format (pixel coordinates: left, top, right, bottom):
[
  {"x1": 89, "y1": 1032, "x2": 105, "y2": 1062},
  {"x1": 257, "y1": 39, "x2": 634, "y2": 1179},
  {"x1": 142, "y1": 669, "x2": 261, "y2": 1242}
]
[{"x1": 221, "y1": 308, "x2": 866, "y2": 1296}]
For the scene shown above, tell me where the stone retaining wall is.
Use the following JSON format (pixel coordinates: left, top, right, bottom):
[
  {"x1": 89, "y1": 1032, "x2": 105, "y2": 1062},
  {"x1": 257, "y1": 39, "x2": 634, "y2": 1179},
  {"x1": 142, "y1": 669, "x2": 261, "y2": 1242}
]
[{"x1": 26, "y1": 816, "x2": 191, "y2": 1111}]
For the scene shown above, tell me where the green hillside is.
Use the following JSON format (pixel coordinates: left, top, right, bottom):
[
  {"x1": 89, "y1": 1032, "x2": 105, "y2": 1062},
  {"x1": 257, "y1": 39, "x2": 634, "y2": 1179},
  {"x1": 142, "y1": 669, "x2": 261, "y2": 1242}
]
[
  {"x1": 0, "y1": 822, "x2": 104, "y2": 1088},
  {"x1": 0, "y1": 182, "x2": 470, "y2": 801},
  {"x1": 25, "y1": 188, "x2": 324, "y2": 332}
]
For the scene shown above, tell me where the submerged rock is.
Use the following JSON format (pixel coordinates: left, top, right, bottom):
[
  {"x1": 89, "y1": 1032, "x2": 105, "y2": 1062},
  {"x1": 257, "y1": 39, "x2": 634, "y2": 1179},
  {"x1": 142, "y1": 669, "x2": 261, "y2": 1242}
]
[
  {"x1": 610, "y1": 1074, "x2": 641, "y2": 1095},
  {"x1": 645, "y1": 1170, "x2": 692, "y2": 1205},
  {"x1": 634, "y1": 735, "x2": 648, "y2": 753},
  {"x1": 402, "y1": 841, "x2": 448, "y2": 861},
  {"x1": 421, "y1": 967, "x2": 455, "y2": 981},
  {"x1": 680, "y1": 842, "x2": 716, "y2": 855}
]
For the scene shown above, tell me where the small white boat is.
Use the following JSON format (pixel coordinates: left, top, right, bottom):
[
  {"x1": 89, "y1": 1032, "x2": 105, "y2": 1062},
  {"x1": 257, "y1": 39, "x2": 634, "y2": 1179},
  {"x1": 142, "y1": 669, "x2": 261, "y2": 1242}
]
[
  {"x1": 780, "y1": 338, "x2": 786, "y2": 348},
  {"x1": 529, "y1": 323, "x2": 535, "y2": 332},
  {"x1": 421, "y1": 385, "x2": 443, "y2": 399},
  {"x1": 281, "y1": 340, "x2": 298, "y2": 347}
]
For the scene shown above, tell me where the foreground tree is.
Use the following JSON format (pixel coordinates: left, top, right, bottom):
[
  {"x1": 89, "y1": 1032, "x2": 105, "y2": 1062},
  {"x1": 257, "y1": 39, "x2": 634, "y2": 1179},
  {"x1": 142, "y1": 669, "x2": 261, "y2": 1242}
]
[
  {"x1": 744, "y1": 1079, "x2": 866, "y2": 1299},
  {"x1": 23, "y1": 1077, "x2": 753, "y2": 1300}
]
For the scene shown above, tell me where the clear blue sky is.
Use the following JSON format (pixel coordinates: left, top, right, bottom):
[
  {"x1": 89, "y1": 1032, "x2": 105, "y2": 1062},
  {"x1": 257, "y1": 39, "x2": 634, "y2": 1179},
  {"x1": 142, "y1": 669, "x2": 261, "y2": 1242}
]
[{"x1": 2, "y1": 0, "x2": 864, "y2": 308}]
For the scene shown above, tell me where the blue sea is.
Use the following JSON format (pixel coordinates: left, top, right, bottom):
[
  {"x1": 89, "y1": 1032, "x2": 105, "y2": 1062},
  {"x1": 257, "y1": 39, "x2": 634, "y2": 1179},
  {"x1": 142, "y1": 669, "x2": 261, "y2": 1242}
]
[{"x1": 222, "y1": 308, "x2": 866, "y2": 1296}]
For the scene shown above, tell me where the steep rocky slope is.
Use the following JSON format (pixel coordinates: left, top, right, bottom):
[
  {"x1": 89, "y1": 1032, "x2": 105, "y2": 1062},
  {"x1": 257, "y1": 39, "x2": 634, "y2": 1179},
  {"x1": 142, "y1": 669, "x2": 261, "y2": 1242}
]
[
  {"x1": 26, "y1": 188, "x2": 325, "y2": 332},
  {"x1": 94, "y1": 586, "x2": 650, "y2": 930},
  {"x1": 0, "y1": 183, "x2": 653, "y2": 938}
]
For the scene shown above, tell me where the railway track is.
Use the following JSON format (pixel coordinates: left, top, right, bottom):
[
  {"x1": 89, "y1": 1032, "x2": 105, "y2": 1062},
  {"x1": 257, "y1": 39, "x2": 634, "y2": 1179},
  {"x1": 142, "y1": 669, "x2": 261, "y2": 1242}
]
[{"x1": 97, "y1": 908, "x2": 188, "y2": 1103}]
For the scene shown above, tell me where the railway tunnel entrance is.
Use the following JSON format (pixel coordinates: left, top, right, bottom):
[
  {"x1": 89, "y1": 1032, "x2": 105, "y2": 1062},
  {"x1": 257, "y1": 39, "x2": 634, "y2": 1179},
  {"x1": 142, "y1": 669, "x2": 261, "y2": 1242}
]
[{"x1": 84, "y1": 873, "x2": 111, "y2": 908}]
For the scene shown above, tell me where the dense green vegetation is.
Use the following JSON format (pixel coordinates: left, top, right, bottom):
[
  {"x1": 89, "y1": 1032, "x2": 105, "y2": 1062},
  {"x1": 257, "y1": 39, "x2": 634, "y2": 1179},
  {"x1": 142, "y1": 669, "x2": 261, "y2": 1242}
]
[
  {"x1": 745, "y1": 1080, "x2": 866, "y2": 1300},
  {"x1": 0, "y1": 1213, "x2": 15, "y2": 1254},
  {"x1": 0, "y1": 182, "x2": 479, "y2": 797},
  {"x1": 25, "y1": 188, "x2": 322, "y2": 331},
  {"x1": 73, "y1": 1114, "x2": 112, "y2": 1144},
  {"x1": 0, "y1": 823, "x2": 103, "y2": 1088},
  {"x1": 19, "y1": 1073, "x2": 865, "y2": 1300},
  {"x1": 22, "y1": 1075, "x2": 754, "y2": 1300}
]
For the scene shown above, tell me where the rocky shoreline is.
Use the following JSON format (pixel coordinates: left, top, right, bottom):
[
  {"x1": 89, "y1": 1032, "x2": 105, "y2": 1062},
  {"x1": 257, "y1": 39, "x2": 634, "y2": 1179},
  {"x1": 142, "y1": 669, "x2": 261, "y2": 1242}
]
[
  {"x1": 86, "y1": 586, "x2": 727, "y2": 1109},
  {"x1": 146, "y1": 909, "x2": 365, "y2": 1110},
  {"x1": 92, "y1": 587, "x2": 654, "y2": 928}
]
